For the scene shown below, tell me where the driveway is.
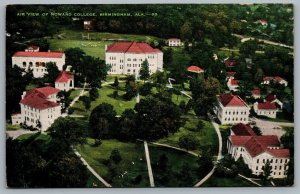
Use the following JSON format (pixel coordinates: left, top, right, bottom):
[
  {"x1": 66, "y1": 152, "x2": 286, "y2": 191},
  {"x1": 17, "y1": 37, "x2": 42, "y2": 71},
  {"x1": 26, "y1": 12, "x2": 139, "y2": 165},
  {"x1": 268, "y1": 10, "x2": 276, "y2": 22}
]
[{"x1": 250, "y1": 117, "x2": 294, "y2": 138}]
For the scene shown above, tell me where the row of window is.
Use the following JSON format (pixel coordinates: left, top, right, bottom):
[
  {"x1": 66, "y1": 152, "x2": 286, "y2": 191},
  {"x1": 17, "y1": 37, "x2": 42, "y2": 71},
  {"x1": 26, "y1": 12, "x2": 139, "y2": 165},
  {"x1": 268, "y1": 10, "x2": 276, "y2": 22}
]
[
  {"x1": 257, "y1": 158, "x2": 288, "y2": 164},
  {"x1": 224, "y1": 110, "x2": 248, "y2": 115},
  {"x1": 258, "y1": 111, "x2": 276, "y2": 114},
  {"x1": 22, "y1": 61, "x2": 46, "y2": 68},
  {"x1": 224, "y1": 117, "x2": 247, "y2": 122},
  {"x1": 24, "y1": 105, "x2": 40, "y2": 113}
]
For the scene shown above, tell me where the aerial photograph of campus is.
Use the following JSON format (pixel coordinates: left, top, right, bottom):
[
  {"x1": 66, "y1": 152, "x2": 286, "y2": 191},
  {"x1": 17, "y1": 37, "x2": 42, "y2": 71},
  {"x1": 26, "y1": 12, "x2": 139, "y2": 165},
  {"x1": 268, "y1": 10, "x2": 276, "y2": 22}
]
[{"x1": 6, "y1": 4, "x2": 294, "y2": 188}]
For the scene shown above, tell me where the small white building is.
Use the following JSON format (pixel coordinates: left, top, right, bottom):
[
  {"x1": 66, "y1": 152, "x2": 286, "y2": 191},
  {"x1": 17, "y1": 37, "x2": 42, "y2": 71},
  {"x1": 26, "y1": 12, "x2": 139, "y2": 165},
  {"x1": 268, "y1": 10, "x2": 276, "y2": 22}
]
[
  {"x1": 265, "y1": 94, "x2": 283, "y2": 110},
  {"x1": 226, "y1": 71, "x2": 236, "y2": 80},
  {"x1": 227, "y1": 123, "x2": 290, "y2": 179},
  {"x1": 55, "y1": 71, "x2": 74, "y2": 91},
  {"x1": 215, "y1": 93, "x2": 250, "y2": 125},
  {"x1": 262, "y1": 76, "x2": 288, "y2": 87},
  {"x1": 253, "y1": 102, "x2": 278, "y2": 119},
  {"x1": 167, "y1": 38, "x2": 181, "y2": 47},
  {"x1": 11, "y1": 113, "x2": 22, "y2": 125},
  {"x1": 16, "y1": 86, "x2": 61, "y2": 131},
  {"x1": 251, "y1": 89, "x2": 261, "y2": 99},
  {"x1": 25, "y1": 45, "x2": 40, "y2": 52},
  {"x1": 227, "y1": 79, "x2": 240, "y2": 91},
  {"x1": 105, "y1": 41, "x2": 163, "y2": 75},
  {"x1": 12, "y1": 51, "x2": 65, "y2": 78}
]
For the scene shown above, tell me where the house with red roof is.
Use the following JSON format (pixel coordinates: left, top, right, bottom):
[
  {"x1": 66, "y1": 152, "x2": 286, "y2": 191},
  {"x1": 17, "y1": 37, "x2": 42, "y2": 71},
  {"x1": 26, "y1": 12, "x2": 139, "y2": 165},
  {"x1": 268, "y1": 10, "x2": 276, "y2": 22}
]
[
  {"x1": 253, "y1": 102, "x2": 278, "y2": 118},
  {"x1": 227, "y1": 78, "x2": 240, "y2": 91},
  {"x1": 167, "y1": 38, "x2": 181, "y2": 47},
  {"x1": 251, "y1": 89, "x2": 261, "y2": 99},
  {"x1": 187, "y1": 65, "x2": 204, "y2": 73},
  {"x1": 226, "y1": 71, "x2": 236, "y2": 80},
  {"x1": 262, "y1": 76, "x2": 288, "y2": 87},
  {"x1": 11, "y1": 86, "x2": 61, "y2": 131},
  {"x1": 105, "y1": 41, "x2": 163, "y2": 75},
  {"x1": 227, "y1": 123, "x2": 290, "y2": 179},
  {"x1": 215, "y1": 93, "x2": 250, "y2": 125},
  {"x1": 264, "y1": 94, "x2": 283, "y2": 110},
  {"x1": 12, "y1": 51, "x2": 65, "y2": 78},
  {"x1": 55, "y1": 71, "x2": 74, "y2": 91}
]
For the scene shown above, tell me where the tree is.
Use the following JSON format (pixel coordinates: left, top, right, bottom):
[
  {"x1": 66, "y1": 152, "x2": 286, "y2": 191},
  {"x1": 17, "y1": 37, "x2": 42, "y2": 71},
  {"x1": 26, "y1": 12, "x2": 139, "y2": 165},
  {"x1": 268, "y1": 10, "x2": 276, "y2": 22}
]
[
  {"x1": 81, "y1": 96, "x2": 91, "y2": 110},
  {"x1": 117, "y1": 109, "x2": 138, "y2": 141},
  {"x1": 197, "y1": 120, "x2": 205, "y2": 131},
  {"x1": 163, "y1": 47, "x2": 173, "y2": 66},
  {"x1": 139, "y1": 82, "x2": 152, "y2": 96},
  {"x1": 178, "y1": 135, "x2": 198, "y2": 151},
  {"x1": 89, "y1": 103, "x2": 117, "y2": 139},
  {"x1": 177, "y1": 162, "x2": 192, "y2": 186},
  {"x1": 197, "y1": 151, "x2": 214, "y2": 178},
  {"x1": 89, "y1": 87, "x2": 99, "y2": 101},
  {"x1": 112, "y1": 77, "x2": 119, "y2": 88},
  {"x1": 157, "y1": 154, "x2": 168, "y2": 171},
  {"x1": 180, "y1": 21, "x2": 192, "y2": 41},
  {"x1": 57, "y1": 90, "x2": 71, "y2": 111},
  {"x1": 109, "y1": 149, "x2": 122, "y2": 164},
  {"x1": 65, "y1": 48, "x2": 86, "y2": 73},
  {"x1": 44, "y1": 62, "x2": 60, "y2": 84},
  {"x1": 262, "y1": 161, "x2": 272, "y2": 181},
  {"x1": 139, "y1": 59, "x2": 150, "y2": 82},
  {"x1": 123, "y1": 76, "x2": 137, "y2": 100},
  {"x1": 252, "y1": 126, "x2": 262, "y2": 136}
]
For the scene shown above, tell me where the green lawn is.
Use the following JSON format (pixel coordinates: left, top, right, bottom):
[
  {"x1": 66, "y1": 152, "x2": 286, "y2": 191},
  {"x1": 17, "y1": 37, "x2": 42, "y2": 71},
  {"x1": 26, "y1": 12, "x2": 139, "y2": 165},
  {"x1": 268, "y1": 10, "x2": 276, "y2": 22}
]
[
  {"x1": 72, "y1": 83, "x2": 136, "y2": 116},
  {"x1": 6, "y1": 123, "x2": 20, "y2": 131},
  {"x1": 75, "y1": 138, "x2": 149, "y2": 187},
  {"x1": 25, "y1": 83, "x2": 39, "y2": 90},
  {"x1": 157, "y1": 117, "x2": 218, "y2": 155},
  {"x1": 201, "y1": 174, "x2": 256, "y2": 187},
  {"x1": 149, "y1": 144, "x2": 200, "y2": 187},
  {"x1": 69, "y1": 89, "x2": 82, "y2": 100},
  {"x1": 86, "y1": 172, "x2": 106, "y2": 188},
  {"x1": 16, "y1": 133, "x2": 50, "y2": 142}
]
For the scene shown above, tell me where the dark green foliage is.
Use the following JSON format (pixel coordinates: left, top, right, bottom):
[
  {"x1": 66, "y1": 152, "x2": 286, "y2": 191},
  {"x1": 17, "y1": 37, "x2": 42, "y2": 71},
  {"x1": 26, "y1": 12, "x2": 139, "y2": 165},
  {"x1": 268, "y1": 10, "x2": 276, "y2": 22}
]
[
  {"x1": 163, "y1": 47, "x2": 173, "y2": 66},
  {"x1": 157, "y1": 154, "x2": 168, "y2": 171},
  {"x1": 89, "y1": 103, "x2": 117, "y2": 139},
  {"x1": 123, "y1": 76, "x2": 137, "y2": 100},
  {"x1": 92, "y1": 139, "x2": 102, "y2": 147},
  {"x1": 139, "y1": 82, "x2": 153, "y2": 96},
  {"x1": 57, "y1": 90, "x2": 72, "y2": 112},
  {"x1": 81, "y1": 96, "x2": 91, "y2": 110},
  {"x1": 89, "y1": 87, "x2": 99, "y2": 101},
  {"x1": 252, "y1": 126, "x2": 262, "y2": 136},
  {"x1": 139, "y1": 59, "x2": 150, "y2": 82},
  {"x1": 112, "y1": 77, "x2": 119, "y2": 88},
  {"x1": 178, "y1": 135, "x2": 198, "y2": 151},
  {"x1": 109, "y1": 149, "x2": 122, "y2": 164}
]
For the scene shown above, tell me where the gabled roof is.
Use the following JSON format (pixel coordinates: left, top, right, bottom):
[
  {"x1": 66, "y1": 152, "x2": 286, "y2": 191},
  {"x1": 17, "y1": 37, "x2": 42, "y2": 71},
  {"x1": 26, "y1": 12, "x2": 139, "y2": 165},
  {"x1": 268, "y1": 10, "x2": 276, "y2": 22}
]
[
  {"x1": 251, "y1": 89, "x2": 261, "y2": 96},
  {"x1": 265, "y1": 94, "x2": 277, "y2": 102},
  {"x1": 55, "y1": 71, "x2": 74, "y2": 83},
  {"x1": 230, "y1": 79, "x2": 240, "y2": 85},
  {"x1": 257, "y1": 102, "x2": 277, "y2": 110},
  {"x1": 187, "y1": 65, "x2": 204, "y2": 73},
  {"x1": 106, "y1": 42, "x2": 162, "y2": 53},
  {"x1": 218, "y1": 93, "x2": 248, "y2": 107},
  {"x1": 20, "y1": 87, "x2": 60, "y2": 110},
  {"x1": 13, "y1": 51, "x2": 65, "y2": 58},
  {"x1": 231, "y1": 123, "x2": 257, "y2": 136},
  {"x1": 230, "y1": 135, "x2": 285, "y2": 157},
  {"x1": 226, "y1": 71, "x2": 236, "y2": 77},
  {"x1": 168, "y1": 38, "x2": 180, "y2": 40}
]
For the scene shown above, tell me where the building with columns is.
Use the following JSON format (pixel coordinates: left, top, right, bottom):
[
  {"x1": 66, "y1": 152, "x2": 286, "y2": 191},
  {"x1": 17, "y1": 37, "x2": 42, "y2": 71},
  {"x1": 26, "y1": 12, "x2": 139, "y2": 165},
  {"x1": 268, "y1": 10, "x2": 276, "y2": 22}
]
[
  {"x1": 12, "y1": 51, "x2": 65, "y2": 78},
  {"x1": 105, "y1": 41, "x2": 163, "y2": 75},
  {"x1": 227, "y1": 123, "x2": 290, "y2": 179},
  {"x1": 215, "y1": 93, "x2": 250, "y2": 125}
]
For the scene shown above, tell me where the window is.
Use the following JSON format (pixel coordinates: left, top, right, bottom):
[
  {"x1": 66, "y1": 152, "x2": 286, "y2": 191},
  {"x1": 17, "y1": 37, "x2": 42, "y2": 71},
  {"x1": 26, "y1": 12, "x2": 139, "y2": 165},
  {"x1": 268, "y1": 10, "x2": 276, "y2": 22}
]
[
  {"x1": 127, "y1": 58, "x2": 131, "y2": 61},
  {"x1": 279, "y1": 166, "x2": 282, "y2": 170},
  {"x1": 257, "y1": 159, "x2": 259, "y2": 163},
  {"x1": 29, "y1": 62, "x2": 33, "y2": 67},
  {"x1": 275, "y1": 166, "x2": 277, "y2": 170},
  {"x1": 256, "y1": 166, "x2": 258, "y2": 170},
  {"x1": 22, "y1": 62, "x2": 26, "y2": 67}
]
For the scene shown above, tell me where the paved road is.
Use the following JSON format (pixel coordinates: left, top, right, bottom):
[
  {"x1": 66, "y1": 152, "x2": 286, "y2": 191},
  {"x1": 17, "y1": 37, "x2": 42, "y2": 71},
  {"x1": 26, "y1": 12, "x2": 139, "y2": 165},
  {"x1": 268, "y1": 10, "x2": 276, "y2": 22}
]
[
  {"x1": 233, "y1": 33, "x2": 293, "y2": 49},
  {"x1": 194, "y1": 113, "x2": 222, "y2": 187},
  {"x1": 73, "y1": 148, "x2": 112, "y2": 187},
  {"x1": 6, "y1": 129, "x2": 37, "y2": 139},
  {"x1": 250, "y1": 117, "x2": 294, "y2": 138},
  {"x1": 144, "y1": 141, "x2": 155, "y2": 187}
]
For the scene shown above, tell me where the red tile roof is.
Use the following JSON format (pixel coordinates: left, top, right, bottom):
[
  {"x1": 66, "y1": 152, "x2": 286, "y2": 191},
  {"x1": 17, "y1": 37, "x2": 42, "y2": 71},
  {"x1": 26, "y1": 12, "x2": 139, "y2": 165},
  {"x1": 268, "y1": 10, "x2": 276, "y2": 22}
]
[
  {"x1": 230, "y1": 135, "x2": 287, "y2": 157},
  {"x1": 20, "y1": 87, "x2": 60, "y2": 110},
  {"x1": 26, "y1": 45, "x2": 39, "y2": 50},
  {"x1": 230, "y1": 79, "x2": 240, "y2": 85},
  {"x1": 226, "y1": 71, "x2": 236, "y2": 77},
  {"x1": 168, "y1": 38, "x2": 180, "y2": 40},
  {"x1": 251, "y1": 89, "x2": 261, "y2": 96},
  {"x1": 106, "y1": 42, "x2": 162, "y2": 53},
  {"x1": 263, "y1": 76, "x2": 286, "y2": 82},
  {"x1": 231, "y1": 123, "x2": 257, "y2": 136},
  {"x1": 257, "y1": 102, "x2": 277, "y2": 110},
  {"x1": 13, "y1": 51, "x2": 65, "y2": 58},
  {"x1": 224, "y1": 59, "x2": 237, "y2": 67},
  {"x1": 219, "y1": 93, "x2": 248, "y2": 107},
  {"x1": 187, "y1": 65, "x2": 204, "y2": 73},
  {"x1": 274, "y1": 76, "x2": 285, "y2": 82},
  {"x1": 55, "y1": 71, "x2": 74, "y2": 83},
  {"x1": 265, "y1": 94, "x2": 277, "y2": 102}
]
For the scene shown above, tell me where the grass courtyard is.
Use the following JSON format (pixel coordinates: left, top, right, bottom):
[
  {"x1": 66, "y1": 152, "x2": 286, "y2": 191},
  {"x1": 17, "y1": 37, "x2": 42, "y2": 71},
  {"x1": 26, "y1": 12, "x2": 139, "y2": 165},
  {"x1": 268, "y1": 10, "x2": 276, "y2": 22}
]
[{"x1": 75, "y1": 138, "x2": 149, "y2": 187}]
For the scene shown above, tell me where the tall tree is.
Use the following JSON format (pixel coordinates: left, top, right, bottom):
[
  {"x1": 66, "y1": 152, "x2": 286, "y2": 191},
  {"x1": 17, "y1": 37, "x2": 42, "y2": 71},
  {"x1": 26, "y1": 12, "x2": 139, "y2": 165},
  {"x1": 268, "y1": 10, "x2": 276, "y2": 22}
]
[
  {"x1": 139, "y1": 59, "x2": 150, "y2": 82},
  {"x1": 45, "y1": 62, "x2": 60, "y2": 84}
]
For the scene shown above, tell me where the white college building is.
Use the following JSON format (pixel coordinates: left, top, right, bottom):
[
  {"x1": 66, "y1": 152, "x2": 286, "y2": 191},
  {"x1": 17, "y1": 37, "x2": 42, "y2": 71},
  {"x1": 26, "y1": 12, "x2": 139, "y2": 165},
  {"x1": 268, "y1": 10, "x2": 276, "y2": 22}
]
[
  {"x1": 253, "y1": 102, "x2": 278, "y2": 119},
  {"x1": 55, "y1": 71, "x2": 75, "y2": 91},
  {"x1": 11, "y1": 86, "x2": 61, "y2": 131},
  {"x1": 105, "y1": 42, "x2": 163, "y2": 75},
  {"x1": 227, "y1": 123, "x2": 290, "y2": 179},
  {"x1": 167, "y1": 38, "x2": 181, "y2": 47},
  {"x1": 12, "y1": 51, "x2": 65, "y2": 78},
  {"x1": 215, "y1": 93, "x2": 250, "y2": 125},
  {"x1": 227, "y1": 79, "x2": 240, "y2": 91}
]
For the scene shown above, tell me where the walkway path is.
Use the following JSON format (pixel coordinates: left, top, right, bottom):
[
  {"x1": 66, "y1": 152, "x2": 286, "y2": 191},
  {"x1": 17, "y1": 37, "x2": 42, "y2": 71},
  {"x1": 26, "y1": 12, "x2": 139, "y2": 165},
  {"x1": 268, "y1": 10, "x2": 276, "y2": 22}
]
[
  {"x1": 143, "y1": 141, "x2": 155, "y2": 187},
  {"x1": 73, "y1": 148, "x2": 112, "y2": 187},
  {"x1": 238, "y1": 174, "x2": 261, "y2": 186},
  {"x1": 194, "y1": 113, "x2": 222, "y2": 187},
  {"x1": 6, "y1": 129, "x2": 37, "y2": 139},
  {"x1": 151, "y1": 142, "x2": 198, "y2": 157}
]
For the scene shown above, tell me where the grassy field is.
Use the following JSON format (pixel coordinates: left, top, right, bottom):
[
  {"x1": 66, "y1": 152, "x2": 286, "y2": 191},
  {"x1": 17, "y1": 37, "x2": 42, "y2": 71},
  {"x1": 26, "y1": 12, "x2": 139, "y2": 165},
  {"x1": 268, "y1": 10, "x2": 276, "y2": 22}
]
[
  {"x1": 69, "y1": 89, "x2": 82, "y2": 100},
  {"x1": 149, "y1": 144, "x2": 199, "y2": 187},
  {"x1": 16, "y1": 133, "x2": 51, "y2": 143},
  {"x1": 75, "y1": 138, "x2": 149, "y2": 187},
  {"x1": 201, "y1": 174, "x2": 256, "y2": 187},
  {"x1": 157, "y1": 117, "x2": 218, "y2": 155},
  {"x1": 72, "y1": 83, "x2": 136, "y2": 116},
  {"x1": 25, "y1": 83, "x2": 39, "y2": 90}
]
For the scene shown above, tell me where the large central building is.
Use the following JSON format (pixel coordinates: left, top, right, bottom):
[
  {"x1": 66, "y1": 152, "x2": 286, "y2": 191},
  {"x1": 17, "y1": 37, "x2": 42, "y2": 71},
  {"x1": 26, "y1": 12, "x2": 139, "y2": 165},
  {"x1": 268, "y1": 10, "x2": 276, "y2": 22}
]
[{"x1": 105, "y1": 42, "x2": 163, "y2": 75}]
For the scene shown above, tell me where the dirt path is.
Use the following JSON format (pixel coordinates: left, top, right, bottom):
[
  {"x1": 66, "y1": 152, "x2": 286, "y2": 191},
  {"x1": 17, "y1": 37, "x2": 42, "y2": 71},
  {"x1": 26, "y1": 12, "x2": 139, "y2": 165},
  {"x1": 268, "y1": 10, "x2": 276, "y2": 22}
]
[{"x1": 144, "y1": 141, "x2": 155, "y2": 187}]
